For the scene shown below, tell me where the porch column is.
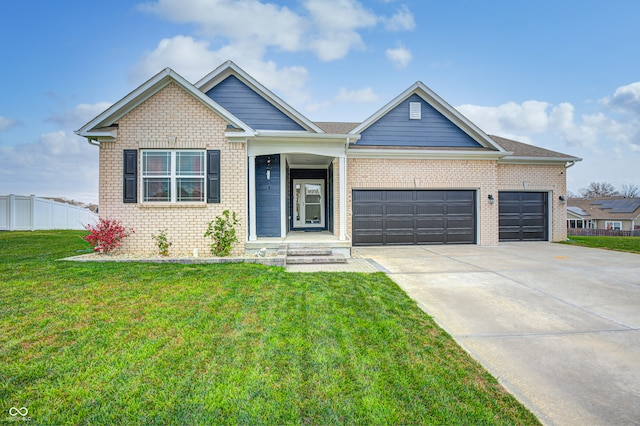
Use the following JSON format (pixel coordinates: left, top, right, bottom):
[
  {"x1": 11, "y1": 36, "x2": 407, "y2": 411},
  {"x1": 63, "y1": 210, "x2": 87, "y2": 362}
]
[
  {"x1": 248, "y1": 156, "x2": 257, "y2": 241},
  {"x1": 339, "y1": 156, "x2": 347, "y2": 241},
  {"x1": 280, "y1": 155, "x2": 287, "y2": 237}
]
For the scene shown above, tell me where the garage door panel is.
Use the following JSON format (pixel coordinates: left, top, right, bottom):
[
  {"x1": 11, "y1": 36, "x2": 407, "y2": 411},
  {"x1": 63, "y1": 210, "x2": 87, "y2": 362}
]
[
  {"x1": 353, "y1": 218, "x2": 383, "y2": 230},
  {"x1": 446, "y1": 191, "x2": 475, "y2": 202},
  {"x1": 353, "y1": 204, "x2": 383, "y2": 216},
  {"x1": 416, "y1": 232, "x2": 446, "y2": 244},
  {"x1": 353, "y1": 190, "x2": 476, "y2": 246},
  {"x1": 416, "y1": 191, "x2": 445, "y2": 201},
  {"x1": 416, "y1": 218, "x2": 445, "y2": 229},
  {"x1": 522, "y1": 192, "x2": 546, "y2": 202},
  {"x1": 386, "y1": 233, "x2": 416, "y2": 244},
  {"x1": 446, "y1": 204, "x2": 475, "y2": 215},
  {"x1": 386, "y1": 204, "x2": 414, "y2": 215},
  {"x1": 499, "y1": 192, "x2": 548, "y2": 241},
  {"x1": 415, "y1": 204, "x2": 446, "y2": 215},
  {"x1": 446, "y1": 217, "x2": 475, "y2": 229},
  {"x1": 386, "y1": 191, "x2": 415, "y2": 202},
  {"x1": 522, "y1": 217, "x2": 546, "y2": 227},
  {"x1": 499, "y1": 205, "x2": 521, "y2": 214},
  {"x1": 499, "y1": 192, "x2": 521, "y2": 202},
  {"x1": 354, "y1": 233, "x2": 384, "y2": 245},
  {"x1": 356, "y1": 191, "x2": 385, "y2": 202},
  {"x1": 386, "y1": 218, "x2": 414, "y2": 230},
  {"x1": 446, "y1": 231, "x2": 476, "y2": 243}
]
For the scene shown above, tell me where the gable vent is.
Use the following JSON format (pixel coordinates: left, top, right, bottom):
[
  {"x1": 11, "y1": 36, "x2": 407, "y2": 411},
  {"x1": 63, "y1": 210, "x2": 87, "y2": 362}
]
[{"x1": 409, "y1": 102, "x2": 421, "y2": 120}]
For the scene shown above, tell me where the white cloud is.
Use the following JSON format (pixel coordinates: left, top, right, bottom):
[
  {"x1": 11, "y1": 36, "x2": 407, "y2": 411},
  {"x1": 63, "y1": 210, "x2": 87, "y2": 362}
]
[
  {"x1": 0, "y1": 116, "x2": 19, "y2": 132},
  {"x1": 138, "y1": 0, "x2": 305, "y2": 52},
  {"x1": 458, "y1": 93, "x2": 640, "y2": 155},
  {"x1": 382, "y1": 5, "x2": 415, "y2": 31},
  {"x1": 604, "y1": 81, "x2": 640, "y2": 113},
  {"x1": 335, "y1": 87, "x2": 379, "y2": 103},
  {"x1": 48, "y1": 102, "x2": 113, "y2": 129},
  {"x1": 138, "y1": 0, "x2": 405, "y2": 63},
  {"x1": 131, "y1": 35, "x2": 311, "y2": 106},
  {"x1": 0, "y1": 131, "x2": 98, "y2": 202},
  {"x1": 457, "y1": 100, "x2": 551, "y2": 136},
  {"x1": 386, "y1": 45, "x2": 412, "y2": 68}
]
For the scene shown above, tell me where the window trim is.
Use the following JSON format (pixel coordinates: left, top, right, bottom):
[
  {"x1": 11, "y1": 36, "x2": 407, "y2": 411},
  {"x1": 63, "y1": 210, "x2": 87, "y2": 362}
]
[{"x1": 141, "y1": 149, "x2": 206, "y2": 204}]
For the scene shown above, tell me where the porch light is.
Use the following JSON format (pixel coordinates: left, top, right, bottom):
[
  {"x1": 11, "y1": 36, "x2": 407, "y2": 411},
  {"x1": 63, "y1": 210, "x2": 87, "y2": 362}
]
[
  {"x1": 559, "y1": 195, "x2": 566, "y2": 205},
  {"x1": 488, "y1": 194, "x2": 495, "y2": 204},
  {"x1": 266, "y1": 156, "x2": 271, "y2": 182}
]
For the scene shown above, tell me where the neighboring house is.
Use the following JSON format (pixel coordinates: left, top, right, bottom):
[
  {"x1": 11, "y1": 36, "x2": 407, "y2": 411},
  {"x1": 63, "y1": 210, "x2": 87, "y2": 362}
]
[
  {"x1": 567, "y1": 197, "x2": 640, "y2": 231},
  {"x1": 75, "y1": 61, "x2": 580, "y2": 256}
]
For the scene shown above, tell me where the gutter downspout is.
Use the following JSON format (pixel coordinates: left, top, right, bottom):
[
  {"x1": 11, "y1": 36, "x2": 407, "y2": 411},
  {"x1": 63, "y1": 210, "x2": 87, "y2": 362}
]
[
  {"x1": 565, "y1": 161, "x2": 576, "y2": 169},
  {"x1": 87, "y1": 138, "x2": 100, "y2": 147}
]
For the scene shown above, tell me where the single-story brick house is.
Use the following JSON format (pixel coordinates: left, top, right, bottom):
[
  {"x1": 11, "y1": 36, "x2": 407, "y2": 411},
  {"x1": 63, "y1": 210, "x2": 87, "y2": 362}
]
[{"x1": 76, "y1": 60, "x2": 581, "y2": 256}]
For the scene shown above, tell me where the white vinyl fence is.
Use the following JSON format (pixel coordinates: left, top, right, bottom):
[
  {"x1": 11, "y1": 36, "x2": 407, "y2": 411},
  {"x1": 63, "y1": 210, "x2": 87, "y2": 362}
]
[{"x1": 0, "y1": 194, "x2": 98, "y2": 231}]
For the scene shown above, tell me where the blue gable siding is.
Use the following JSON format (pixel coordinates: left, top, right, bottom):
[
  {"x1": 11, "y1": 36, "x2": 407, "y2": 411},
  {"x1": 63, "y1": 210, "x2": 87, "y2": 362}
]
[
  {"x1": 206, "y1": 75, "x2": 305, "y2": 131},
  {"x1": 358, "y1": 94, "x2": 482, "y2": 147},
  {"x1": 256, "y1": 155, "x2": 281, "y2": 237}
]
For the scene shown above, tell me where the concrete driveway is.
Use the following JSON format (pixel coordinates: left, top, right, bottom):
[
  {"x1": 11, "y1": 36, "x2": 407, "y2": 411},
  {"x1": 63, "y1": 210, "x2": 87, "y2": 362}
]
[{"x1": 353, "y1": 242, "x2": 640, "y2": 426}]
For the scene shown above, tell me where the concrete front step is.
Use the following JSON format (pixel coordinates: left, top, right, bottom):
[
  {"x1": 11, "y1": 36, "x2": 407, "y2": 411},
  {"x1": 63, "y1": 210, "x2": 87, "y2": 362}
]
[
  {"x1": 287, "y1": 248, "x2": 333, "y2": 257},
  {"x1": 286, "y1": 255, "x2": 347, "y2": 264}
]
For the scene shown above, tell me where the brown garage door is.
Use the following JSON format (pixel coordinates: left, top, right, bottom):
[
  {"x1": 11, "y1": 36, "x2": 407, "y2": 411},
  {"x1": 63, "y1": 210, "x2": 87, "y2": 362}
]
[
  {"x1": 498, "y1": 192, "x2": 548, "y2": 241},
  {"x1": 352, "y1": 190, "x2": 476, "y2": 246}
]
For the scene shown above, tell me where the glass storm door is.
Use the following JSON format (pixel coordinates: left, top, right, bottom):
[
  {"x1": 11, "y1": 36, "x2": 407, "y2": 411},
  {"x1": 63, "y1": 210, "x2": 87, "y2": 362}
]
[{"x1": 293, "y1": 179, "x2": 325, "y2": 228}]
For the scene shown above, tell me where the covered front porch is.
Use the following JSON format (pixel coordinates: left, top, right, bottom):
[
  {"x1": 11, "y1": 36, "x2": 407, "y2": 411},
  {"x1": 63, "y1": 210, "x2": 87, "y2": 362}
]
[{"x1": 245, "y1": 132, "x2": 352, "y2": 253}]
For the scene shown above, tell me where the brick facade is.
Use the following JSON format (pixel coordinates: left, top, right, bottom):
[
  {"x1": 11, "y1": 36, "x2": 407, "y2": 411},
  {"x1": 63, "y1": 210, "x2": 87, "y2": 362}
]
[
  {"x1": 346, "y1": 158, "x2": 568, "y2": 245},
  {"x1": 497, "y1": 163, "x2": 567, "y2": 242},
  {"x1": 98, "y1": 82, "x2": 247, "y2": 256}
]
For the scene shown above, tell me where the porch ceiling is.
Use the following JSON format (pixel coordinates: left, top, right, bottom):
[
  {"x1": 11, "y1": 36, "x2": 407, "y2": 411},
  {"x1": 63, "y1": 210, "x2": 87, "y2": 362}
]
[{"x1": 286, "y1": 153, "x2": 333, "y2": 168}]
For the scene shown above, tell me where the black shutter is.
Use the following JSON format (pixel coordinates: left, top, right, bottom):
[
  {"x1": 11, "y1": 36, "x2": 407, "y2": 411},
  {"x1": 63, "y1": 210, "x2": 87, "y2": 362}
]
[
  {"x1": 123, "y1": 150, "x2": 138, "y2": 203},
  {"x1": 207, "y1": 150, "x2": 221, "y2": 203}
]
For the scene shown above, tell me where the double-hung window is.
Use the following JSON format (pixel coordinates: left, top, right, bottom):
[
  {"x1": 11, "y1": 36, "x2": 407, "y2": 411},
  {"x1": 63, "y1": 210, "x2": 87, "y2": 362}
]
[{"x1": 142, "y1": 150, "x2": 205, "y2": 202}]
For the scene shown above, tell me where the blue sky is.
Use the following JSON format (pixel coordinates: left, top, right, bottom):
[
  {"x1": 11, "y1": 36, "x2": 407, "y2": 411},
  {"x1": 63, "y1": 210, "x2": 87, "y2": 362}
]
[{"x1": 1, "y1": 0, "x2": 639, "y2": 203}]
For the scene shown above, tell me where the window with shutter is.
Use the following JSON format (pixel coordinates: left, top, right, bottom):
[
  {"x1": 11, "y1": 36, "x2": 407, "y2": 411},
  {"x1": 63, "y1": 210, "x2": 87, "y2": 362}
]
[
  {"x1": 123, "y1": 150, "x2": 138, "y2": 203},
  {"x1": 207, "y1": 150, "x2": 220, "y2": 203}
]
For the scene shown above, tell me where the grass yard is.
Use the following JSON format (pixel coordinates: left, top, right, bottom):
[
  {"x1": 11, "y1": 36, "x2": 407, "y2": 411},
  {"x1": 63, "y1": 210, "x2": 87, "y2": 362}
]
[
  {"x1": 1, "y1": 231, "x2": 539, "y2": 425},
  {"x1": 561, "y1": 235, "x2": 640, "y2": 253}
]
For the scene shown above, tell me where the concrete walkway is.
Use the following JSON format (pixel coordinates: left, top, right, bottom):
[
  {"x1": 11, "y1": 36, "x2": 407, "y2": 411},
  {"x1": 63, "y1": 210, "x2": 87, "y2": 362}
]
[{"x1": 353, "y1": 243, "x2": 640, "y2": 426}]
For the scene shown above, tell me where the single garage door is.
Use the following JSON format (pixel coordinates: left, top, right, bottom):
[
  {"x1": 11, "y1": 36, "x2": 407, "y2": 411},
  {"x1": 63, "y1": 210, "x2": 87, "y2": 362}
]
[
  {"x1": 499, "y1": 192, "x2": 548, "y2": 241},
  {"x1": 352, "y1": 190, "x2": 476, "y2": 246}
]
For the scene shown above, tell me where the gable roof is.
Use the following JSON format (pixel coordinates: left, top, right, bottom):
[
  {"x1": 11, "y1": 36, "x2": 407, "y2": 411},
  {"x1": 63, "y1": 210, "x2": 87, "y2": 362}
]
[
  {"x1": 567, "y1": 197, "x2": 640, "y2": 220},
  {"x1": 490, "y1": 135, "x2": 581, "y2": 163},
  {"x1": 195, "y1": 61, "x2": 323, "y2": 133},
  {"x1": 314, "y1": 122, "x2": 360, "y2": 134},
  {"x1": 75, "y1": 68, "x2": 254, "y2": 142},
  {"x1": 350, "y1": 81, "x2": 506, "y2": 152}
]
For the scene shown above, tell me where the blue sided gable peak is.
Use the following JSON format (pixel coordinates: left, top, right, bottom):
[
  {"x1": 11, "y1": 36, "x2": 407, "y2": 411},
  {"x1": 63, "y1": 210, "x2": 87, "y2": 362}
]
[
  {"x1": 358, "y1": 94, "x2": 482, "y2": 148},
  {"x1": 205, "y1": 75, "x2": 305, "y2": 131}
]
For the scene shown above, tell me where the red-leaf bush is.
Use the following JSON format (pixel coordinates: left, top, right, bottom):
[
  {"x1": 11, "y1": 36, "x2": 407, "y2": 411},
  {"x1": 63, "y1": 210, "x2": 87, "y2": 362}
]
[{"x1": 83, "y1": 218, "x2": 134, "y2": 254}]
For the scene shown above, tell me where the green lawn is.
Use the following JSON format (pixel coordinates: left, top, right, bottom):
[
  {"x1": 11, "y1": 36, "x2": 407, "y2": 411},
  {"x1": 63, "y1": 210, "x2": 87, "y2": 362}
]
[
  {"x1": 561, "y1": 235, "x2": 640, "y2": 253},
  {"x1": 1, "y1": 231, "x2": 539, "y2": 425}
]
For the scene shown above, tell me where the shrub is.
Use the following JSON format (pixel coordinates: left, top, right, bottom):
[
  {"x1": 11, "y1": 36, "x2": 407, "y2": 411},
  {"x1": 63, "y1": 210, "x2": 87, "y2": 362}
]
[
  {"x1": 83, "y1": 218, "x2": 134, "y2": 254},
  {"x1": 204, "y1": 210, "x2": 239, "y2": 257},
  {"x1": 151, "y1": 229, "x2": 172, "y2": 257}
]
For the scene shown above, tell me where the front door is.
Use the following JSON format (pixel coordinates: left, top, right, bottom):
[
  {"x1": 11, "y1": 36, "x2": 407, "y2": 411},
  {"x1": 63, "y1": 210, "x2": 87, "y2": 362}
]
[{"x1": 293, "y1": 179, "x2": 325, "y2": 228}]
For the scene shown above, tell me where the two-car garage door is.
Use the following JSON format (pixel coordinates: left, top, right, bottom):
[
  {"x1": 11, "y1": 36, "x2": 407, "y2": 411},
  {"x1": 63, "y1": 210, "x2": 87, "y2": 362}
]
[
  {"x1": 352, "y1": 189, "x2": 549, "y2": 246},
  {"x1": 352, "y1": 190, "x2": 476, "y2": 246}
]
